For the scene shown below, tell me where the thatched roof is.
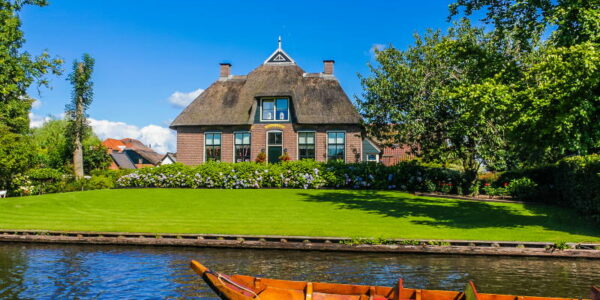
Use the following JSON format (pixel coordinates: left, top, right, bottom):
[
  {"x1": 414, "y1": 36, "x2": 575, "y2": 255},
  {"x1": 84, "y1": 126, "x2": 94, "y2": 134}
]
[{"x1": 170, "y1": 54, "x2": 362, "y2": 127}]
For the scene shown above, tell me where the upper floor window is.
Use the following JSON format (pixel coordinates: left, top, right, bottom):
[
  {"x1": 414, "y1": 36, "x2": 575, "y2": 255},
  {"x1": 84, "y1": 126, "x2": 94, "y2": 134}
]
[
  {"x1": 205, "y1": 132, "x2": 221, "y2": 162},
  {"x1": 234, "y1": 132, "x2": 251, "y2": 162},
  {"x1": 327, "y1": 132, "x2": 345, "y2": 161},
  {"x1": 261, "y1": 98, "x2": 289, "y2": 121}
]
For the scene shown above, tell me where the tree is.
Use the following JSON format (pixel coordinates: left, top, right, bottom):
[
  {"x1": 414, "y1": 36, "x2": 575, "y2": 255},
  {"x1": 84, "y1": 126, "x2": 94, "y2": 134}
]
[
  {"x1": 32, "y1": 118, "x2": 111, "y2": 173},
  {"x1": 65, "y1": 54, "x2": 95, "y2": 178},
  {"x1": 0, "y1": 0, "x2": 61, "y2": 189},
  {"x1": 449, "y1": 0, "x2": 600, "y2": 48},
  {"x1": 358, "y1": 21, "x2": 514, "y2": 190},
  {"x1": 0, "y1": 0, "x2": 62, "y2": 134},
  {"x1": 450, "y1": 0, "x2": 600, "y2": 164}
]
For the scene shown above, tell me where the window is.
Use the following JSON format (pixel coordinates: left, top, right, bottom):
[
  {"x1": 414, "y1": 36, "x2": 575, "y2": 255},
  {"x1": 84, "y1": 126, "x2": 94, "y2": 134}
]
[
  {"x1": 367, "y1": 154, "x2": 378, "y2": 162},
  {"x1": 298, "y1": 132, "x2": 315, "y2": 160},
  {"x1": 261, "y1": 98, "x2": 289, "y2": 121},
  {"x1": 327, "y1": 132, "x2": 345, "y2": 161},
  {"x1": 205, "y1": 133, "x2": 221, "y2": 161},
  {"x1": 234, "y1": 132, "x2": 251, "y2": 162}
]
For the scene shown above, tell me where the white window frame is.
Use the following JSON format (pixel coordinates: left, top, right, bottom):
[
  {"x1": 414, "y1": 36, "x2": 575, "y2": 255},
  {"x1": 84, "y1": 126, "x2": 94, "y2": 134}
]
[
  {"x1": 366, "y1": 154, "x2": 379, "y2": 162},
  {"x1": 326, "y1": 130, "x2": 346, "y2": 162},
  {"x1": 296, "y1": 130, "x2": 316, "y2": 160},
  {"x1": 233, "y1": 131, "x2": 251, "y2": 162},
  {"x1": 259, "y1": 97, "x2": 290, "y2": 122},
  {"x1": 204, "y1": 131, "x2": 222, "y2": 163},
  {"x1": 265, "y1": 130, "x2": 283, "y2": 163}
]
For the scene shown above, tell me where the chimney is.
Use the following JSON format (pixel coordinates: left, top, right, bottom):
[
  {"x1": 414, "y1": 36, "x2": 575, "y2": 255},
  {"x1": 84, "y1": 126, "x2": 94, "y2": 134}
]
[
  {"x1": 323, "y1": 60, "x2": 334, "y2": 75},
  {"x1": 219, "y1": 63, "x2": 231, "y2": 78}
]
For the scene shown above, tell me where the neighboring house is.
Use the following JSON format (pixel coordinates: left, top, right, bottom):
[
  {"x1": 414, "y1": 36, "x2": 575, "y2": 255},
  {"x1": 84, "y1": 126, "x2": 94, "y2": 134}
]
[
  {"x1": 362, "y1": 138, "x2": 381, "y2": 162},
  {"x1": 362, "y1": 136, "x2": 415, "y2": 166},
  {"x1": 380, "y1": 144, "x2": 414, "y2": 166},
  {"x1": 102, "y1": 138, "x2": 163, "y2": 169},
  {"x1": 159, "y1": 152, "x2": 177, "y2": 165},
  {"x1": 170, "y1": 41, "x2": 366, "y2": 165}
]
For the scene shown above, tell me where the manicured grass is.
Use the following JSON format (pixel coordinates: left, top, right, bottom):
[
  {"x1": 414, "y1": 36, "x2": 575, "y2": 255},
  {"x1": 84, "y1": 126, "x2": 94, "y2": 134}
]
[{"x1": 0, "y1": 189, "x2": 598, "y2": 242}]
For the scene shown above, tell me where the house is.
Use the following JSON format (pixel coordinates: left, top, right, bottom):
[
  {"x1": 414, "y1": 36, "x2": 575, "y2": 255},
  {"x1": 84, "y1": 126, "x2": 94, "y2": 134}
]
[
  {"x1": 170, "y1": 40, "x2": 366, "y2": 165},
  {"x1": 102, "y1": 138, "x2": 163, "y2": 169},
  {"x1": 159, "y1": 152, "x2": 177, "y2": 165}
]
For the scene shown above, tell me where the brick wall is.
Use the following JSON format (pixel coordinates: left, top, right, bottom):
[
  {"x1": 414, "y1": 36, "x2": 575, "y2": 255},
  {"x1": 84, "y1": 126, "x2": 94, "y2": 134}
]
[
  {"x1": 176, "y1": 127, "x2": 203, "y2": 165},
  {"x1": 381, "y1": 144, "x2": 415, "y2": 166},
  {"x1": 176, "y1": 124, "x2": 363, "y2": 165}
]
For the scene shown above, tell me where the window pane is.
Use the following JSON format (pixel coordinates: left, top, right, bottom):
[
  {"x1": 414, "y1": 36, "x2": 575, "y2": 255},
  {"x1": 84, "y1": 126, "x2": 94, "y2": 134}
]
[
  {"x1": 262, "y1": 100, "x2": 274, "y2": 120},
  {"x1": 213, "y1": 133, "x2": 221, "y2": 145},
  {"x1": 268, "y1": 132, "x2": 282, "y2": 145},
  {"x1": 276, "y1": 99, "x2": 288, "y2": 120},
  {"x1": 306, "y1": 133, "x2": 314, "y2": 144},
  {"x1": 299, "y1": 133, "x2": 306, "y2": 144},
  {"x1": 328, "y1": 133, "x2": 335, "y2": 144},
  {"x1": 235, "y1": 134, "x2": 242, "y2": 145},
  {"x1": 336, "y1": 132, "x2": 345, "y2": 144},
  {"x1": 206, "y1": 133, "x2": 213, "y2": 145},
  {"x1": 242, "y1": 133, "x2": 250, "y2": 144}
]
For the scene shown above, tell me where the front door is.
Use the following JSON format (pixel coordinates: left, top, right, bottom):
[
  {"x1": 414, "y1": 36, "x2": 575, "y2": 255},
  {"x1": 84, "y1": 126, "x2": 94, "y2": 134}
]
[{"x1": 267, "y1": 131, "x2": 283, "y2": 164}]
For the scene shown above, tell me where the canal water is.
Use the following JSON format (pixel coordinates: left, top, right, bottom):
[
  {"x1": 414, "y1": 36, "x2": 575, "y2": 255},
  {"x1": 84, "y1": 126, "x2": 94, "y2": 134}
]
[{"x1": 0, "y1": 243, "x2": 598, "y2": 299}]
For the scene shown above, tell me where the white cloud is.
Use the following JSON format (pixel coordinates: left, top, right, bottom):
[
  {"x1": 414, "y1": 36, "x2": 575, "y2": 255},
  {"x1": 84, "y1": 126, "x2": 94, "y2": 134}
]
[
  {"x1": 89, "y1": 119, "x2": 176, "y2": 154},
  {"x1": 31, "y1": 99, "x2": 42, "y2": 109},
  {"x1": 29, "y1": 112, "x2": 52, "y2": 128},
  {"x1": 29, "y1": 114, "x2": 176, "y2": 153},
  {"x1": 370, "y1": 43, "x2": 386, "y2": 59},
  {"x1": 168, "y1": 88, "x2": 204, "y2": 108}
]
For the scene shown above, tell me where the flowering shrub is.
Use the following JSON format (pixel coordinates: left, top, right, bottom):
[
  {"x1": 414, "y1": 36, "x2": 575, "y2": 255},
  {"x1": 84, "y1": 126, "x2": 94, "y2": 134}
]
[
  {"x1": 116, "y1": 160, "x2": 466, "y2": 193},
  {"x1": 117, "y1": 161, "x2": 327, "y2": 189}
]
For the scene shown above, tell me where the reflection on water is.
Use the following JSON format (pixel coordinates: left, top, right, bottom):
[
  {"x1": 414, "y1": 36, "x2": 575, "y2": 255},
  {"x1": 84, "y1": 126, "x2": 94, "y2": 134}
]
[{"x1": 0, "y1": 243, "x2": 599, "y2": 299}]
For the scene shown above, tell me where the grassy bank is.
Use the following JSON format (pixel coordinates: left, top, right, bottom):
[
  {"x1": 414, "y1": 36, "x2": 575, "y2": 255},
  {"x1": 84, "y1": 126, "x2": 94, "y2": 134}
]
[{"x1": 0, "y1": 189, "x2": 598, "y2": 242}]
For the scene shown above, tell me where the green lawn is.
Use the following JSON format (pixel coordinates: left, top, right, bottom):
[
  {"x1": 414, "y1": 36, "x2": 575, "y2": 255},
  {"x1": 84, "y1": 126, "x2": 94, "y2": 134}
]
[{"x1": 0, "y1": 189, "x2": 598, "y2": 242}]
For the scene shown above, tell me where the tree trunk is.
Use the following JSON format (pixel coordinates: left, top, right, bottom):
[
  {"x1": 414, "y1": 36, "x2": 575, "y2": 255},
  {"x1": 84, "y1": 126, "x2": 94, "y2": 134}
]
[{"x1": 73, "y1": 97, "x2": 84, "y2": 179}]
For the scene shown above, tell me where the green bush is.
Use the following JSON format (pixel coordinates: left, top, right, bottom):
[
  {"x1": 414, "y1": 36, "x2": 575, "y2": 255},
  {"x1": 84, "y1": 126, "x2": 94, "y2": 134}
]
[
  {"x1": 116, "y1": 160, "x2": 466, "y2": 193},
  {"x1": 507, "y1": 177, "x2": 538, "y2": 201},
  {"x1": 493, "y1": 154, "x2": 600, "y2": 222}
]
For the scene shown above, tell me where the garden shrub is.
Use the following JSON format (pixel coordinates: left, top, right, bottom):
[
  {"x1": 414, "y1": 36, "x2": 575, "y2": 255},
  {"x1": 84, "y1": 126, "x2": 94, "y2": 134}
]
[
  {"x1": 506, "y1": 177, "x2": 538, "y2": 201},
  {"x1": 116, "y1": 160, "x2": 465, "y2": 193},
  {"x1": 492, "y1": 154, "x2": 600, "y2": 222}
]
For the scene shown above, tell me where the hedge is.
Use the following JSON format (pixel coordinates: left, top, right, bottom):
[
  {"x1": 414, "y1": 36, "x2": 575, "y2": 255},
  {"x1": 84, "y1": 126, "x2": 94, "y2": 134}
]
[
  {"x1": 116, "y1": 160, "x2": 465, "y2": 193},
  {"x1": 496, "y1": 154, "x2": 600, "y2": 222}
]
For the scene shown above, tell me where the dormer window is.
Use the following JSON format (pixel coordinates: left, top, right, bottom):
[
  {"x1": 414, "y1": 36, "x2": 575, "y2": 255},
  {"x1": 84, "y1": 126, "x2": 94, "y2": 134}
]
[{"x1": 261, "y1": 98, "x2": 289, "y2": 121}]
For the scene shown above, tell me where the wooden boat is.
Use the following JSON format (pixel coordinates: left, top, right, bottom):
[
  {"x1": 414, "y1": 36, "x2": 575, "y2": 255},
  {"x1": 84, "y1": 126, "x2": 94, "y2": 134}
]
[{"x1": 191, "y1": 260, "x2": 599, "y2": 300}]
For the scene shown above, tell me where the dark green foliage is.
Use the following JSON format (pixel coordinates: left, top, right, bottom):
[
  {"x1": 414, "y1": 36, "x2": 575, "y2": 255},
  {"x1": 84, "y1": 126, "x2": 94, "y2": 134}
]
[
  {"x1": 554, "y1": 155, "x2": 600, "y2": 221},
  {"x1": 0, "y1": 124, "x2": 36, "y2": 189},
  {"x1": 506, "y1": 178, "x2": 538, "y2": 201},
  {"x1": 494, "y1": 154, "x2": 600, "y2": 222}
]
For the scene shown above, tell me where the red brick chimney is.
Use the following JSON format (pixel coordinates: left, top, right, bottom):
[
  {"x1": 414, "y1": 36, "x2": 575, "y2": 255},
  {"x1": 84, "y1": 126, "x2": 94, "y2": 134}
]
[
  {"x1": 323, "y1": 60, "x2": 334, "y2": 75},
  {"x1": 220, "y1": 63, "x2": 231, "y2": 78}
]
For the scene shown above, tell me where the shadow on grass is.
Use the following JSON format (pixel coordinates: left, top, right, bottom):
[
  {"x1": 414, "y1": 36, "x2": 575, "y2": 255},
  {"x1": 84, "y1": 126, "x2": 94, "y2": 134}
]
[{"x1": 299, "y1": 190, "x2": 600, "y2": 238}]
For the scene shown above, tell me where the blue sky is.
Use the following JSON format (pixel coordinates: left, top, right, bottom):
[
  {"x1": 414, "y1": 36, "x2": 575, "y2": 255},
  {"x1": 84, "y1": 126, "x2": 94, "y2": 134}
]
[{"x1": 22, "y1": 0, "x2": 456, "y2": 153}]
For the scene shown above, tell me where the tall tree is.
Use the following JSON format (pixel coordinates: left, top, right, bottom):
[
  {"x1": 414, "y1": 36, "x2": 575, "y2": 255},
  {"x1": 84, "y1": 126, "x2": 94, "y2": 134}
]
[
  {"x1": 450, "y1": 0, "x2": 600, "y2": 164},
  {"x1": 0, "y1": 0, "x2": 61, "y2": 189},
  {"x1": 66, "y1": 54, "x2": 95, "y2": 178},
  {"x1": 449, "y1": 0, "x2": 599, "y2": 47},
  {"x1": 358, "y1": 21, "x2": 515, "y2": 189}
]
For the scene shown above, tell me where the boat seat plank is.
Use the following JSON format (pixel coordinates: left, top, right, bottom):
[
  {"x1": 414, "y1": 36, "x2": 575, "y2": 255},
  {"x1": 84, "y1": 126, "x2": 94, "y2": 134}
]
[{"x1": 306, "y1": 282, "x2": 313, "y2": 300}]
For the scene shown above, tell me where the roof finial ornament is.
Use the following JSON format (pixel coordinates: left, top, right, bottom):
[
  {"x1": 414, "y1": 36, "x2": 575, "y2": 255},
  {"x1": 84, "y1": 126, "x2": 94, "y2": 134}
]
[{"x1": 278, "y1": 36, "x2": 282, "y2": 49}]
